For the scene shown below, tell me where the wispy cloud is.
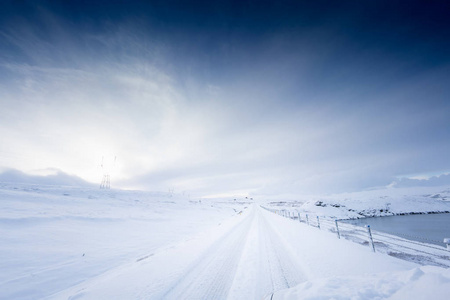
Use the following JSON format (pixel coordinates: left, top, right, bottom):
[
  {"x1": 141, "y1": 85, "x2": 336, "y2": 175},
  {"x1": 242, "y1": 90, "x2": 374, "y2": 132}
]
[{"x1": 1, "y1": 2, "x2": 450, "y2": 196}]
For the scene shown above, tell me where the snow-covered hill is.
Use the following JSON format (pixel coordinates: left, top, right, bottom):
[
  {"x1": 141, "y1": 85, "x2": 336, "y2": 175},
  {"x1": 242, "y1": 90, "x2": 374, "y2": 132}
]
[{"x1": 265, "y1": 186, "x2": 450, "y2": 219}]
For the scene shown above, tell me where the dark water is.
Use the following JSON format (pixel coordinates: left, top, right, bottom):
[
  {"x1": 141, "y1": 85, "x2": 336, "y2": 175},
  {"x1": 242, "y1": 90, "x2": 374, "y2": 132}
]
[{"x1": 340, "y1": 213, "x2": 450, "y2": 247}]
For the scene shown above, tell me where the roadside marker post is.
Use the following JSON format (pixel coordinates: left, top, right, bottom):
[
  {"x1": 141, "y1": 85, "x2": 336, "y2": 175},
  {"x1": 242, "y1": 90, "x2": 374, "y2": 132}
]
[
  {"x1": 335, "y1": 220, "x2": 340, "y2": 239},
  {"x1": 367, "y1": 225, "x2": 376, "y2": 252}
]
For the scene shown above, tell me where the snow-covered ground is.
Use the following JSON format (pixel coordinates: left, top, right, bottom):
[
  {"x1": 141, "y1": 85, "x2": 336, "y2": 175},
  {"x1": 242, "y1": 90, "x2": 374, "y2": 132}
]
[
  {"x1": 269, "y1": 266, "x2": 450, "y2": 300},
  {"x1": 1, "y1": 183, "x2": 449, "y2": 299},
  {"x1": 0, "y1": 183, "x2": 243, "y2": 299},
  {"x1": 264, "y1": 186, "x2": 450, "y2": 219}
]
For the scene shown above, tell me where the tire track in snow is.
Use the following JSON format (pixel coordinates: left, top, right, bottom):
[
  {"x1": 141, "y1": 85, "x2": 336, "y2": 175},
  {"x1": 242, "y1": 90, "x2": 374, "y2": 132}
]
[
  {"x1": 260, "y1": 214, "x2": 290, "y2": 291},
  {"x1": 260, "y1": 210, "x2": 306, "y2": 291},
  {"x1": 227, "y1": 206, "x2": 306, "y2": 299},
  {"x1": 155, "y1": 207, "x2": 255, "y2": 300}
]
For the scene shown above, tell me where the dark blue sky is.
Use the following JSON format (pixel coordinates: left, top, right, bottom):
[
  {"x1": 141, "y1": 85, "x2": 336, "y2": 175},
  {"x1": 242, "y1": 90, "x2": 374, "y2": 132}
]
[
  {"x1": 1, "y1": 0, "x2": 450, "y2": 196},
  {"x1": 3, "y1": 1, "x2": 449, "y2": 72}
]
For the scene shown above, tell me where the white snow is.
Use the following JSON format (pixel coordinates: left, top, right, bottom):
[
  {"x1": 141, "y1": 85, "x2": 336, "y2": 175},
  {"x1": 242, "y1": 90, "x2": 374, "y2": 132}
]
[
  {"x1": 1, "y1": 183, "x2": 449, "y2": 299},
  {"x1": 268, "y1": 266, "x2": 450, "y2": 300},
  {"x1": 265, "y1": 186, "x2": 450, "y2": 219},
  {"x1": 0, "y1": 183, "x2": 242, "y2": 299}
]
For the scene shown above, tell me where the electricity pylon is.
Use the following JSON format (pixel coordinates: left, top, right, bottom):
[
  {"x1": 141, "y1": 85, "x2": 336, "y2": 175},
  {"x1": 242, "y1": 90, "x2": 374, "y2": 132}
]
[{"x1": 100, "y1": 156, "x2": 115, "y2": 189}]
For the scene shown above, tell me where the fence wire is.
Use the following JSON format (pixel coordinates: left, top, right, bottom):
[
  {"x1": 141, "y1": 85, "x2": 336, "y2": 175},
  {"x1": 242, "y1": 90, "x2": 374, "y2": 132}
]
[{"x1": 261, "y1": 206, "x2": 450, "y2": 268}]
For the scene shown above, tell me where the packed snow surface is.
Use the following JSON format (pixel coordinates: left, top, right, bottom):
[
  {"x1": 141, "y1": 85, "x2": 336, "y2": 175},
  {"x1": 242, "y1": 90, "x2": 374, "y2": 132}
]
[{"x1": 1, "y1": 183, "x2": 449, "y2": 299}]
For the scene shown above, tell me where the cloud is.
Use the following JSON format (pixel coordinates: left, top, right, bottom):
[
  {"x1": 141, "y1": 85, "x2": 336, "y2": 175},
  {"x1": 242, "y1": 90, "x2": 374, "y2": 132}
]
[
  {"x1": 0, "y1": 168, "x2": 94, "y2": 187},
  {"x1": 1, "y1": 4, "x2": 450, "y2": 196},
  {"x1": 391, "y1": 174, "x2": 450, "y2": 188}
]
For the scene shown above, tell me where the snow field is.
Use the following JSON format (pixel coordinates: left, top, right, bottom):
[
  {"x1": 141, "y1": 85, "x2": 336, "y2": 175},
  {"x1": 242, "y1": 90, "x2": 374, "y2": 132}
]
[
  {"x1": 0, "y1": 184, "x2": 242, "y2": 299},
  {"x1": 2, "y1": 184, "x2": 450, "y2": 299}
]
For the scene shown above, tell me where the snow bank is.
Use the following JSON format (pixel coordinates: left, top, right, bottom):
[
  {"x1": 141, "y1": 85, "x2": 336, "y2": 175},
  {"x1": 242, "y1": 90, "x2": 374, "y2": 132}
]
[
  {"x1": 259, "y1": 208, "x2": 417, "y2": 281},
  {"x1": 260, "y1": 205, "x2": 450, "y2": 300},
  {"x1": 269, "y1": 266, "x2": 450, "y2": 300}
]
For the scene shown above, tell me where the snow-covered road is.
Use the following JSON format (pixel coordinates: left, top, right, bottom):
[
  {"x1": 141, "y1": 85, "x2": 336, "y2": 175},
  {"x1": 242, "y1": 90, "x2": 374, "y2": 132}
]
[
  {"x1": 49, "y1": 205, "x2": 308, "y2": 299},
  {"x1": 228, "y1": 206, "x2": 305, "y2": 298},
  {"x1": 51, "y1": 201, "x2": 443, "y2": 300}
]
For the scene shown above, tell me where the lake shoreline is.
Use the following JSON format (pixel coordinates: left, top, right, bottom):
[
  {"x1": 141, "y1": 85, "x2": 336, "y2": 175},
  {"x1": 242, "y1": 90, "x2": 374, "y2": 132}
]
[{"x1": 338, "y1": 210, "x2": 450, "y2": 221}]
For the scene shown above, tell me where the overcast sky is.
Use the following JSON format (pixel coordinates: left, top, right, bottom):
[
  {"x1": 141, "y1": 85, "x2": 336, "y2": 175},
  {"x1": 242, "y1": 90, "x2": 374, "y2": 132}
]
[{"x1": 1, "y1": 1, "x2": 449, "y2": 197}]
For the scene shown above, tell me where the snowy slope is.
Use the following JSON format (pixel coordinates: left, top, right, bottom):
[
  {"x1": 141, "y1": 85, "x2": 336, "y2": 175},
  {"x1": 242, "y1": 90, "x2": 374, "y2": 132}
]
[{"x1": 265, "y1": 186, "x2": 450, "y2": 219}]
